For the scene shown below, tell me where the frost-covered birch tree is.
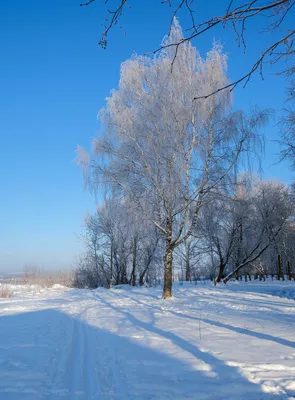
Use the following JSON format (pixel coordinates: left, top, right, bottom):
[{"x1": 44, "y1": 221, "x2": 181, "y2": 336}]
[{"x1": 77, "y1": 19, "x2": 266, "y2": 298}]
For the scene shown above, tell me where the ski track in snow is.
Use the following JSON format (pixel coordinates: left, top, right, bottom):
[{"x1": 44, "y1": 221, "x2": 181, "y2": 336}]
[{"x1": 0, "y1": 282, "x2": 295, "y2": 399}]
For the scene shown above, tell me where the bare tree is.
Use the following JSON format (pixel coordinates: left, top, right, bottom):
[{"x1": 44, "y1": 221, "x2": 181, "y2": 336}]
[
  {"x1": 74, "y1": 196, "x2": 162, "y2": 288},
  {"x1": 196, "y1": 175, "x2": 293, "y2": 283},
  {"x1": 77, "y1": 20, "x2": 266, "y2": 297},
  {"x1": 198, "y1": 193, "x2": 246, "y2": 283},
  {"x1": 223, "y1": 180, "x2": 293, "y2": 282}
]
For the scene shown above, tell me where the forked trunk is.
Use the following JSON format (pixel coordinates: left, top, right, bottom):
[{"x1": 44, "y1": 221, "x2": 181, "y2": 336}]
[
  {"x1": 216, "y1": 262, "x2": 225, "y2": 283},
  {"x1": 139, "y1": 265, "x2": 149, "y2": 286},
  {"x1": 139, "y1": 274, "x2": 145, "y2": 286}
]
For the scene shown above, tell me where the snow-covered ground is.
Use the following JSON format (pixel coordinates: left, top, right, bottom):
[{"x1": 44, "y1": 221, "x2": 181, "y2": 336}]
[{"x1": 0, "y1": 281, "x2": 295, "y2": 399}]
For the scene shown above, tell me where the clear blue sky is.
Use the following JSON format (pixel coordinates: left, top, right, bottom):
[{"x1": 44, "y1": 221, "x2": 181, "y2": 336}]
[{"x1": 0, "y1": 0, "x2": 292, "y2": 272}]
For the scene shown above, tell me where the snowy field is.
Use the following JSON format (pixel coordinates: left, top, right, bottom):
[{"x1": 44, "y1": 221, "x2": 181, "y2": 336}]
[{"x1": 0, "y1": 282, "x2": 295, "y2": 399}]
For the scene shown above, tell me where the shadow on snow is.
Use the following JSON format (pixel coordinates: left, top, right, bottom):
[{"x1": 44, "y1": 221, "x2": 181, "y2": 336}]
[{"x1": 0, "y1": 297, "x2": 284, "y2": 400}]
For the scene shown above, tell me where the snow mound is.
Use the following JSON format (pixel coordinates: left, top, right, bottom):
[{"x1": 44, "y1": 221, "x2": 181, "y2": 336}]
[{"x1": 50, "y1": 284, "x2": 68, "y2": 290}]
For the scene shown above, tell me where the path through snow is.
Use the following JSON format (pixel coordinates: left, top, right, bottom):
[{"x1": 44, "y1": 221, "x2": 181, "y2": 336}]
[{"x1": 0, "y1": 282, "x2": 295, "y2": 399}]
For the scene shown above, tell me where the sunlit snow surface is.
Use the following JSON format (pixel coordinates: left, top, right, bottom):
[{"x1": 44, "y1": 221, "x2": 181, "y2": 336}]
[{"x1": 0, "y1": 281, "x2": 295, "y2": 399}]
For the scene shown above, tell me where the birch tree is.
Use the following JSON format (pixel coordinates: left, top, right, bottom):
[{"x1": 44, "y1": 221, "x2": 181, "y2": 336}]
[{"x1": 77, "y1": 19, "x2": 266, "y2": 297}]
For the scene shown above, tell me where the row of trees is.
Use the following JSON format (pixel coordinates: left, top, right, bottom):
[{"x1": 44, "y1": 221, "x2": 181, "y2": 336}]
[
  {"x1": 76, "y1": 20, "x2": 294, "y2": 297},
  {"x1": 74, "y1": 175, "x2": 294, "y2": 290},
  {"x1": 74, "y1": 199, "x2": 161, "y2": 289}
]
